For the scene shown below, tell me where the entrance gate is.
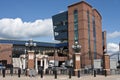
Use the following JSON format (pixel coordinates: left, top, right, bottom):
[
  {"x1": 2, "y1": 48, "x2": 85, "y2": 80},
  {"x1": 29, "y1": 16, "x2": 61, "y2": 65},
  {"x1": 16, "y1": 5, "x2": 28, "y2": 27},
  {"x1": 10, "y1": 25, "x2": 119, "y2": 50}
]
[{"x1": 110, "y1": 51, "x2": 120, "y2": 75}]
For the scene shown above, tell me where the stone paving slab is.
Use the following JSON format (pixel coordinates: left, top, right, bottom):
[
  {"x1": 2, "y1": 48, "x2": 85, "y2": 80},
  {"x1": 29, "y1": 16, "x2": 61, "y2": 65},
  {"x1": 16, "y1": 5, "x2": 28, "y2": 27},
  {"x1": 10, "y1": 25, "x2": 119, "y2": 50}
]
[{"x1": 0, "y1": 75, "x2": 120, "y2": 80}]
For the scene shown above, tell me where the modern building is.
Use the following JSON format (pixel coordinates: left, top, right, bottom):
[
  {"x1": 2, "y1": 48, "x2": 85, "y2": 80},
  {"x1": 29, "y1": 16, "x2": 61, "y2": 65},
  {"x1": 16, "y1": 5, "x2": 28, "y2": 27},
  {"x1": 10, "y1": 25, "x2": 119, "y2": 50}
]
[
  {"x1": 52, "y1": 1, "x2": 106, "y2": 68},
  {"x1": 0, "y1": 1, "x2": 106, "y2": 71}
]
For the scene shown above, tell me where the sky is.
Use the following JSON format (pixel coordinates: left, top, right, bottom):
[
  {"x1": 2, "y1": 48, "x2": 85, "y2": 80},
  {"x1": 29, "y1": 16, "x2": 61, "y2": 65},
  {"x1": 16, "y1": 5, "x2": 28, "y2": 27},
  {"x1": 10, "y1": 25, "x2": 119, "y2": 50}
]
[{"x1": 0, "y1": 0, "x2": 120, "y2": 55}]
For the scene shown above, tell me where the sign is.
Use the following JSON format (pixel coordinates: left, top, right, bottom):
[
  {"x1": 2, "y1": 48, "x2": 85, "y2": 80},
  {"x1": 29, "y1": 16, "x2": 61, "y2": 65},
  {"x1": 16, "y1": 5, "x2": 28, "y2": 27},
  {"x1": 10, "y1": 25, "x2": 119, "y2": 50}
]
[
  {"x1": 29, "y1": 54, "x2": 34, "y2": 59},
  {"x1": 76, "y1": 56, "x2": 80, "y2": 61},
  {"x1": 94, "y1": 59, "x2": 102, "y2": 69},
  {"x1": 110, "y1": 59, "x2": 117, "y2": 69}
]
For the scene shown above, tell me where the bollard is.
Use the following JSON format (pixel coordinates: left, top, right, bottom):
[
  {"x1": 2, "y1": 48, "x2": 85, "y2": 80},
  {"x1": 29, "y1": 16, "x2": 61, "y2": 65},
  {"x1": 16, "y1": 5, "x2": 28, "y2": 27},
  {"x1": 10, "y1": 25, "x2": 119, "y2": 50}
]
[
  {"x1": 104, "y1": 70, "x2": 107, "y2": 77},
  {"x1": 40, "y1": 69, "x2": 43, "y2": 78},
  {"x1": 55, "y1": 69, "x2": 57, "y2": 79},
  {"x1": 94, "y1": 70, "x2": 96, "y2": 77},
  {"x1": 69, "y1": 68, "x2": 71, "y2": 79},
  {"x1": 18, "y1": 68, "x2": 21, "y2": 78},
  {"x1": 2, "y1": 69, "x2": 5, "y2": 78},
  {"x1": 10, "y1": 68, "x2": 13, "y2": 76},
  {"x1": 25, "y1": 69, "x2": 27, "y2": 76},
  {"x1": 78, "y1": 70, "x2": 80, "y2": 78}
]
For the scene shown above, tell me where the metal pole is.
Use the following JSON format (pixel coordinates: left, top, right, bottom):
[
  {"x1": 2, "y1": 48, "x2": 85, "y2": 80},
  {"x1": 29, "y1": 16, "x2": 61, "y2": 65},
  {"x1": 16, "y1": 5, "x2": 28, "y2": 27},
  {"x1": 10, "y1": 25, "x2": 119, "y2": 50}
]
[
  {"x1": 118, "y1": 43, "x2": 120, "y2": 66},
  {"x1": 69, "y1": 67, "x2": 72, "y2": 79},
  {"x1": 119, "y1": 42, "x2": 120, "y2": 52},
  {"x1": 54, "y1": 49, "x2": 57, "y2": 79}
]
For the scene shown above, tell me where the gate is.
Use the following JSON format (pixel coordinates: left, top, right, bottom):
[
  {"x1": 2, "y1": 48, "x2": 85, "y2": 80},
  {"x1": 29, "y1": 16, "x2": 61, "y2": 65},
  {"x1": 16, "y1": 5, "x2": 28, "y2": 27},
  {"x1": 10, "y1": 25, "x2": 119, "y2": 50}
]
[
  {"x1": 110, "y1": 51, "x2": 120, "y2": 75},
  {"x1": 80, "y1": 52, "x2": 103, "y2": 76}
]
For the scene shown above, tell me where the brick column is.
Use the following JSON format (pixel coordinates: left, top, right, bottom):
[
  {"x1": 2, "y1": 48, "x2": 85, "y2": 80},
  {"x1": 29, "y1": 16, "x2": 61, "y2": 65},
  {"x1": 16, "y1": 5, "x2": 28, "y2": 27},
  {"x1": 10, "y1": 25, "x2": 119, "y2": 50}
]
[
  {"x1": 103, "y1": 54, "x2": 110, "y2": 75},
  {"x1": 73, "y1": 53, "x2": 81, "y2": 76},
  {"x1": 27, "y1": 51, "x2": 35, "y2": 69}
]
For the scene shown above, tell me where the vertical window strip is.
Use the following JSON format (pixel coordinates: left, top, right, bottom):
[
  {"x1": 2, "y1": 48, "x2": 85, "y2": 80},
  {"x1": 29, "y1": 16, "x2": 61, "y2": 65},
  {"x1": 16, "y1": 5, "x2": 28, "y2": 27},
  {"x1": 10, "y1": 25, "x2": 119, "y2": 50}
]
[
  {"x1": 87, "y1": 11, "x2": 91, "y2": 59},
  {"x1": 74, "y1": 10, "x2": 79, "y2": 42},
  {"x1": 93, "y1": 16, "x2": 97, "y2": 59}
]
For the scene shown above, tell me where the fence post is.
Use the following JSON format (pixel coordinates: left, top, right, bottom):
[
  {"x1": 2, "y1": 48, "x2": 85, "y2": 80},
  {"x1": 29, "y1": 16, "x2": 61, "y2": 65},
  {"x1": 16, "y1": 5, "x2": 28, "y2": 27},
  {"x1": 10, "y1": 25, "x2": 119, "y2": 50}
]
[
  {"x1": 18, "y1": 68, "x2": 21, "y2": 77},
  {"x1": 94, "y1": 69, "x2": 96, "y2": 77},
  {"x1": 104, "y1": 69, "x2": 107, "y2": 77},
  {"x1": 78, "y1": 70, "x2": 80, "y2": 78},
  {"x1": 69, "y1": 68, "x2": 72, "y2": 79},
  {"x1": 2, "y1": 69, "x2": 5, "y2": 78},
  {"x1": 40, "y1": 68, "x2": 43, "y2": 78},
  {"x1": 55, "y1": 69, "x2": 57, "y2": 79}
]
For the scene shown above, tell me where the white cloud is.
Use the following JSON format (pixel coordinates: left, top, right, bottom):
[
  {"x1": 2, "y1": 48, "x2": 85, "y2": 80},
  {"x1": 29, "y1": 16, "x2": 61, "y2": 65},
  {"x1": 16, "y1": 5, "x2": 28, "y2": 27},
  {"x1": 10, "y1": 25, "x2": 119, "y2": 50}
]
[
  {"x1": 107, "y1": 31, "x2": 120, "y2": 39},
  {"x1": 107, "y1": 43, "x2": 119, "y2": 55},
  {"x1": 0, "y1": 18, "x2": 53, "y2": 39}
]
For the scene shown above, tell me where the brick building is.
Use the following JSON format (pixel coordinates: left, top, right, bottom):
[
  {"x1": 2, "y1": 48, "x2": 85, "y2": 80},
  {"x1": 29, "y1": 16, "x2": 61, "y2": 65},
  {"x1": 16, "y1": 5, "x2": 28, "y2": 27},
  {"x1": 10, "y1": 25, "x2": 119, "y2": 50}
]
[
  {"x1": 52, "y1": 1, "x2": 106, "y2": 68},
  {"x1": 0, "y1": 1, "x2": 106, "y2": 70}
]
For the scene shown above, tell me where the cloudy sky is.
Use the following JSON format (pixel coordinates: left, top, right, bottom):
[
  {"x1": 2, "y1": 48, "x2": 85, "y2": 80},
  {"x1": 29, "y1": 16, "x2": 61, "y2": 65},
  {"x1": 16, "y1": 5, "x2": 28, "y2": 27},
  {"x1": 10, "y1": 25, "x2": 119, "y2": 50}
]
[{"x1": 0, "y1": 0, "x2": 120, "y2": 55}]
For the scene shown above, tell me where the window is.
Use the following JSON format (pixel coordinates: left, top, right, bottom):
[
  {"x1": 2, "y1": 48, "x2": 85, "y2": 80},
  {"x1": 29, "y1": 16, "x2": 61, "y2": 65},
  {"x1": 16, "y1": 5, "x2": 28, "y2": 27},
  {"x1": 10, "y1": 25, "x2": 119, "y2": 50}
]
[
  {"x1": 92, "y1": 16, "x2": 97, "y2": 59},
  {"x1": 87, "y1": 11, "x2": 91, "y2": 59},
  {"x1": 74, "y1": 10, "x2": 79, "y2": 42},
  {"x1": 54, "y1": 32, "x2": 59, "y2": 36}
]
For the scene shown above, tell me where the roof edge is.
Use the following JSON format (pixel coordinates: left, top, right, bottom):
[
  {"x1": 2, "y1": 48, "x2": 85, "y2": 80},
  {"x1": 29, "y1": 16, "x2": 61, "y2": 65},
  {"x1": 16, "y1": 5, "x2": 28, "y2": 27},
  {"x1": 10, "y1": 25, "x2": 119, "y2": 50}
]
[
  {"x1": 68, "y1": 1, "x2": 92, "y2": 8},
  {"x1": 93, "y1": 9, "x2": 102, "y2": 19}
]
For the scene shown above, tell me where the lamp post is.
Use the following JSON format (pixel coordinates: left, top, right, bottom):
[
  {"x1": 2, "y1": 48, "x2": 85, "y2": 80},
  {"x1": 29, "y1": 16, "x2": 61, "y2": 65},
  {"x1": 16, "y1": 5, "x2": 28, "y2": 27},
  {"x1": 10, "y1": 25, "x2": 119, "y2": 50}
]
[
  {"x1": 25, "y1": 39, "x2": 37, "y2": 51},
  {"x1": 72, "y1": 41, "x2": 81, "y2": 76},
  {"x1": 72, "y1": 41, "x2": 81, "y2": 53},
  {"x1": 118, "y1": 43, "x2": 120, "y2": 63},
  {"x1": 25, "y1": 39, "x2": 37, "y2": 71},
  {"x1": 117, "y1": 43, "x2": 120, "y2": 69},
  {"x1": 54, "y1": 49, "x2": 57, "y2": 79},
  {"x1": 103, "y1": 48, "x2": 107, "y2": 76}
]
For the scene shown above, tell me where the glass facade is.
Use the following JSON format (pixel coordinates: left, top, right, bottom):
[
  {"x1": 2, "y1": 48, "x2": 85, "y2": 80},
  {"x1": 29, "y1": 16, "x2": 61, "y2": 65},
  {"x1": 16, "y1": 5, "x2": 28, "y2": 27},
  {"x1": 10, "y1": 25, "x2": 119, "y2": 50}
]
[
  {"x1": 74, "y1": 10, "x2": 79, "y2": 42},
  {"x1": 52, "y1": 11, "x2": 68, "y2": 42}
]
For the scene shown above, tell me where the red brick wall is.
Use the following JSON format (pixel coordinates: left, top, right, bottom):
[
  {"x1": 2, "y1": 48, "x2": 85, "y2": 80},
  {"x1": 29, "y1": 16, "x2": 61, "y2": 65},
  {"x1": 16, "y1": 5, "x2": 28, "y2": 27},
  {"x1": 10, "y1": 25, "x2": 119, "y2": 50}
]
[
  {"x1": 28, "y1": 51, "x2": 35, "y2": 69},
  {"x1": 0, "y1": 44, "x2": 13, "y2": 64},
  {"x1": 68, "y1": 1, "x2": 103, "y2": 67}
]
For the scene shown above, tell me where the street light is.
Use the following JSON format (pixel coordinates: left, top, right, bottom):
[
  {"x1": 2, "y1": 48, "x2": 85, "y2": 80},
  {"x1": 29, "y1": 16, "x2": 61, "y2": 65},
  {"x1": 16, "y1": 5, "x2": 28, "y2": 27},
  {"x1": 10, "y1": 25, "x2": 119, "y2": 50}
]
[
  {"x1": 117, "y1": 42, "x2": 120, "y2": 69},
  {"x1": 54, "y1": 49, "x2": 57, "y2": 79},
  {"x1": 25, "y1": 39, "x2": 37, "y2": 75},
  {"x1": 103, "y1": 48, "x2": 107, "y2": 76},
  {"x1": 25, "y1": 39, "x2": 37, "y2": 51},
  {"x1": 72, "y1": 41, "x2": 81, "y2": 53},
  {"x1": 118, "y1": 43, "x2": 120, "y2": 63},
  {"x1": 72, "y1": 41, "x2": 81, "y2": 77}
]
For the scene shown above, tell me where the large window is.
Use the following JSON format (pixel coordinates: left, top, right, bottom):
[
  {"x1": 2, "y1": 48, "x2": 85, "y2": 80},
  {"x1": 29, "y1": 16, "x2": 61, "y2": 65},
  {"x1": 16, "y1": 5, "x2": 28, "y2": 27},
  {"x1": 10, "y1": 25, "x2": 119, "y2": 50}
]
[
  {"x1": 87, "y1": 11, "x2": 91, "y2": 58},
  {"x1": 74, "y1": 10, "x2": 79, "y2": 42},
  {"x1": 92, "y1": 16, "x2": 97, "y2": 59}
]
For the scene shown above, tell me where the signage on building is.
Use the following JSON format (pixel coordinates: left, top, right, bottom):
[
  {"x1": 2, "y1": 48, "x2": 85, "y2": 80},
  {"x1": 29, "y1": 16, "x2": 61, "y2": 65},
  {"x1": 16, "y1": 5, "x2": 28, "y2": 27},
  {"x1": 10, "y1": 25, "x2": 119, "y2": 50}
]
[
  {"x1": 76, "y1": 56, "x2": 80, "y2": 61},
  {"x1": 29, "y1": 54, "x2": 34, "y2": 59}
]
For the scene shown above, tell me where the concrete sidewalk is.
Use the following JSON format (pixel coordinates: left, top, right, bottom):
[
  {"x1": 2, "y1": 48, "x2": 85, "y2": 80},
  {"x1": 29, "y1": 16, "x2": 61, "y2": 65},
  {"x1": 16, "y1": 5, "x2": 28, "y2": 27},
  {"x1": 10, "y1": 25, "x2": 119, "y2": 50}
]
[{"x1": 0, "y1": 75, "x2": 120, "y2": 80}]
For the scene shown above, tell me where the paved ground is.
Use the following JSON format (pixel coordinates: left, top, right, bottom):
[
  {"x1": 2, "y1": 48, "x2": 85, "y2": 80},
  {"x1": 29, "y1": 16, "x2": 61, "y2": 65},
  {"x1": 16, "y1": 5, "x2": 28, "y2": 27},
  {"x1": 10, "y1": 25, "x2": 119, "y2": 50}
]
[{"x1": 0, "y1": 75, "x2": 120, "y2": 80}]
